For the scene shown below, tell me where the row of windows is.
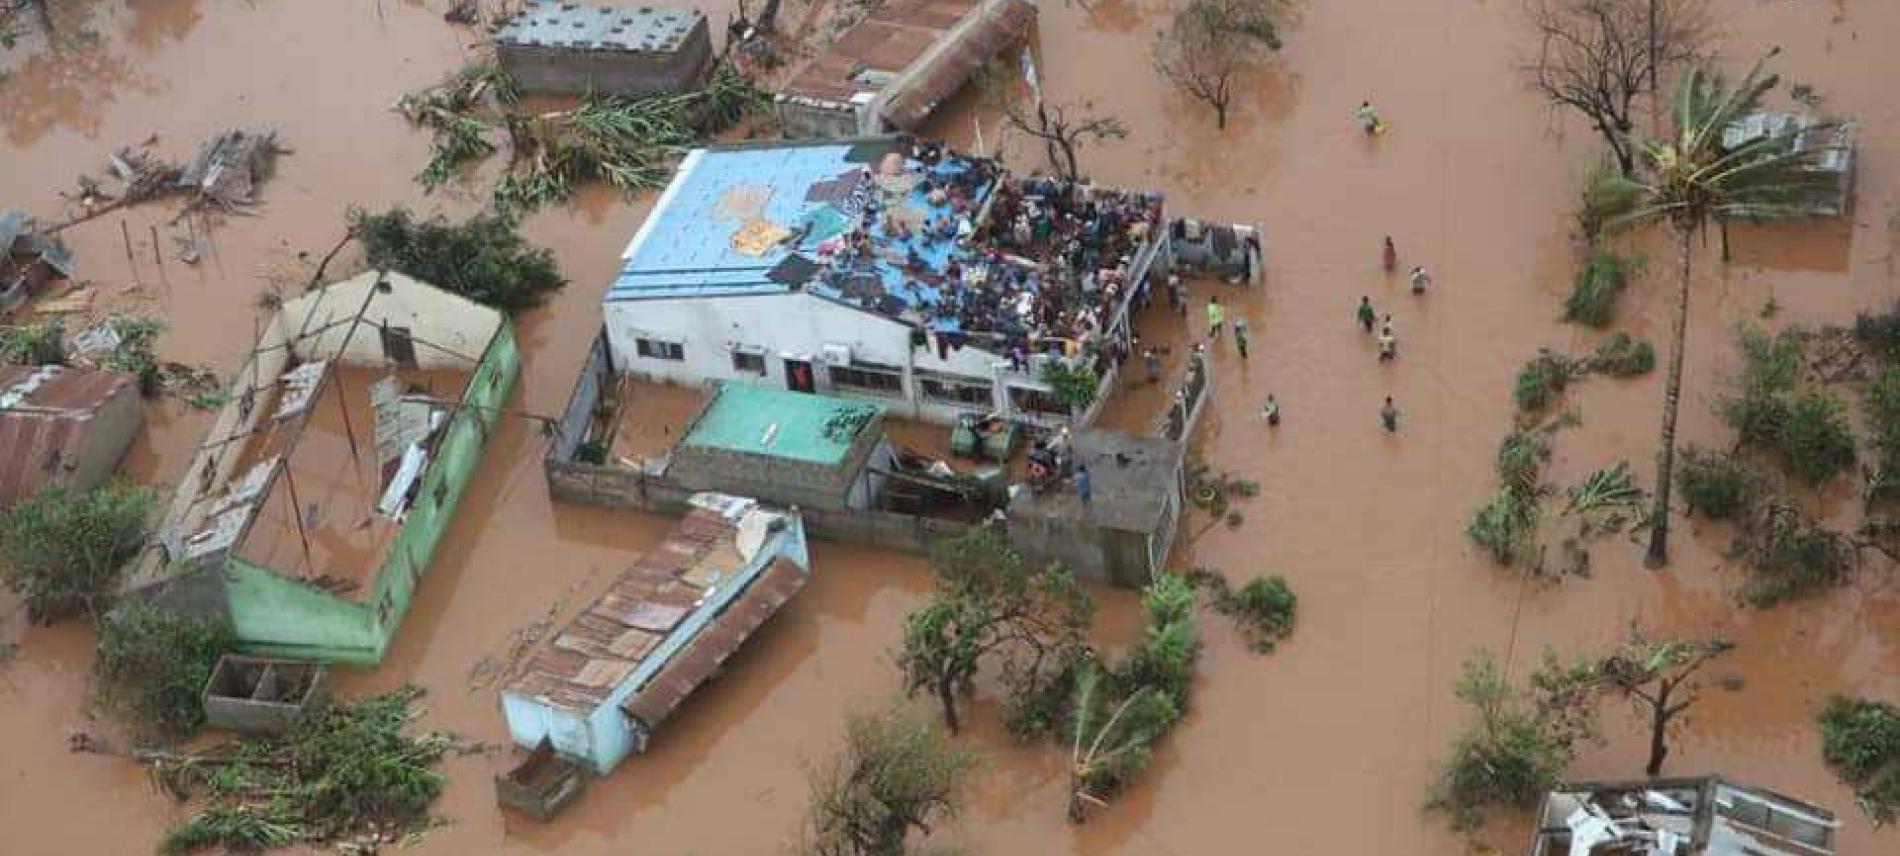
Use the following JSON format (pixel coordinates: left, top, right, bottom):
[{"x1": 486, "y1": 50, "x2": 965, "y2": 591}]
[{"x1": 632, "y1": 337, "x2": 1014, "y2": 408}]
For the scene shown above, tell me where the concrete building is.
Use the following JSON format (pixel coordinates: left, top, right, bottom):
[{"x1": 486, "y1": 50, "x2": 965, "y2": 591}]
[
  {"x1": 602, "y1": 137, "x2": 1172, "y2": 428},
  {"x1": 776, "y1": 0, "x2": 1038, "y2": 138},
  {"x1": 503, "y1": 493, "x2": 809, "y2": 774},
  {"x1": 126, "y1": 271, "x2": 520, "y2": 665},
  {"x1": 665, "y1": 383, "x2": 891, "y2": 511},
  {"x1": 495, "y1": 1, "x2": 713, "y2": 97},
  {"x1": 1530, "y1": 776, "x2": 1837, "y2": 855},
  {"x1": 0, "y1": 364, "x2": 143, "y2": 509}
]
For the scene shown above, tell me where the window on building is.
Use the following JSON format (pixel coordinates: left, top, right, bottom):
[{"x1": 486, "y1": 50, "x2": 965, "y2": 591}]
[
  {"x1": 636, "y1": 338, "x2": 684, "y2": 361},
  {"x1": 731, "y1": 349, "x2": 767, "y2": 375},
  {"x1": 829, "y1": 361, "x2": 904, "y2": 396},
  {"x1": 1009, "y1": 384, "x2": 1070, "y2": 416},
  {"x1": 918, "y1": 372, "x2": 992, "y2": 407}
]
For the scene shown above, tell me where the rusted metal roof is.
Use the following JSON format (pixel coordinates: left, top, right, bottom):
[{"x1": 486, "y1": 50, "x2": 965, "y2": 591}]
[
  {"x1": 507, "y1": 504, "x2": 803, "y2": 716},
  {"x1": 880, "y1": 0, "x2": 1037, "y2": 130},
  {"x1": 0, "y1": 365, "x2": 139, "y2": 508},
  {"x1": 778, "y1": 0, "x2": 984, "y2": 106},
  {"x1": 621, "y1": 556, "x2": 806, "y2": 730}
]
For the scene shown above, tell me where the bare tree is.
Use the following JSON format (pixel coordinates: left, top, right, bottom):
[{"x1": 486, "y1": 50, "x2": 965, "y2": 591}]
[
  {"x1": 978, "y1": 62, "x2": 1125, "y2": 182},
  {"x1": 1152, "y1": 0, "x2": 1287, "y2": 130},
  {"x1": 1598, "y1": 626, "x2": 1733, "y2": 776},
  {"x1": 801, "y1": 706, "x2": 977, "y2": 856},
  {"x1": 1523, "y1": 0, "x2": 1712, "y2": 175}
]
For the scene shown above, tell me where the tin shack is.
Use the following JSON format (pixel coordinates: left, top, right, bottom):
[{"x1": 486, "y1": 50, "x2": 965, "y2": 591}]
[{"x1": 0, "y1": 364, "x2": 143, "y2": 510}]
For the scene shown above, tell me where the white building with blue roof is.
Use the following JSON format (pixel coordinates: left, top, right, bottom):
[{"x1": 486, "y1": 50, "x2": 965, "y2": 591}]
[{"x1": 602, "y1": 138, "x2": 1171, "y2": 426}]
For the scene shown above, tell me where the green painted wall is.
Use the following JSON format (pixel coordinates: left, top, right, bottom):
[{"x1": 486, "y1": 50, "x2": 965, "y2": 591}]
[{"x1": 227, "y1": 323, "x2": 521, "y2": 665}]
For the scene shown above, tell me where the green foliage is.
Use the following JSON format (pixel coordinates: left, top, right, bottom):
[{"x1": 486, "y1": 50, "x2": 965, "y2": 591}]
[
  {"x1": 1563, "y1": 250, "x2": 1641, "y2": 326},
  {"x1": 1585, "y1": 332, "x2": 1656, "y2": 378},
  {"x1": 94, "y1": 603, "x2": 234, "y2": 742},
  {"x1": 0, "y1": 320, "x2": 65, "y2": 365},
  {"x1": 1565, "y1": 461, "x2": 1643, "y2": 516},
  {"x1": 1114, "y1": 573, "x2": 1198, "y2": 704},
  {"x1": 1855, "y1": 304, "x2": 1900, "y2": 366},
  {"x1": 1041, "y1": 359, "x2": 1100, "y2": 414},
  {"x1": 1676, "y1": 446, "x2": 1768, "y2": 519},
  {"x1": 351, "y1": 206, "x2": 566, "y2": 313},
  {"x1": 1429, "y1": 651, "x2": 1598, "y2": 832},
  {"x1": 150, "y1": 686, "x2": 468, "y2": 854},
  {"x1": 899, "y1": 528, "x2": 1094, "y2": 735},
  {"x1": 801, "y1": 706, "x2": 976, "y2": 856},
  {"x1": 1514, "y1": 350, "x2": 1577, "y2": 414},
  {"x1": 0, "y1": 483, "x2": 155, "y2": 621},
  {"x1": 573, "y1": 439, "x2": 608, "y2": 466},
  {"x1": 1818, "y1": 696, "x2": 1900, "y2": 826},
  {"x1": 398, "y1": 61, "x2": 517, "y2": 189},
  {"x1": 98, "y1": 315, "x2": 166, "y2": 395},
  {"x1": 1468, "y1": 430, "x2": 1549, "y2": 567},
  {"x1": 1778, "y1": 393, "x2": 1857, "y2": 483},
  {"x1": 1574, "y1": 159, "x2": 1639, "y2": 246},
  {"x1": 1718, "y1": 327, "x2": 1855, "y2": 483},
  {"x1": 1066, "y1": 662, "x2": 1178, "y2": 823},
  {"x1": 1183, "y1": 568, "x2": 1296, "y2": 653},
  {"x1": 1739, "y1": 503, "x2": 1853, "y2": 607},
  {"x1": 1864, "y1": 366, "x2": 1900, "y2": 504}
]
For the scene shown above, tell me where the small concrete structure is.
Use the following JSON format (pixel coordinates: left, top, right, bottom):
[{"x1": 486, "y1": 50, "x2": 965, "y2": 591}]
[
  {"x1": 0, "y1": 364, "x2": 143, "y2": 510},
  {"x1": 201, "y1": 654, "x2": 329, "y2": 734},
  {"x1": 495, "y1": 1, "x2": 713, "y2": 97},
  {"x1": 1530, "y1": 776, "x2": 1837, "y2": 855},
  {"x1": 495, "y1": 738, "x2": 587, "y2": 821},
  {"x1": 666, "y1": 383, "x2": 890, "y2": 511},
  {"x1": 503, "y1": 494, "x2": 809, "y2": 775},
  {"x1": 1009, "y1": 430, "x2": 1184, "y2": 587},
  {"x1": 776, "y1": 0, "x2": 1037, "y2": 138}
]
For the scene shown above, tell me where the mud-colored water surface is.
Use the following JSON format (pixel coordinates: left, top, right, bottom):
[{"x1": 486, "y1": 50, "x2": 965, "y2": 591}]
[{"x1": 2, "y1": 1, "x2": 1898, "y2": 854}]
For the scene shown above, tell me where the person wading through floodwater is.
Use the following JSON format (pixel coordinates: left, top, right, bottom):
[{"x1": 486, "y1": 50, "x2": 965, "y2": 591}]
[
  {"x1": 1167, "y1": 273, "x2": 1186, "y2": 317},
  {"x1": 1074, "y1": 464, "x2": 1093, "y2": 511},
  {"x1": 1356, "y1": 296, "x2": 1377, "y2": 333},
  {"x1": 1381, "y1": 396, "x2": 1399, "y2": 432},
  {"x1": 1232, "y1": 315, "x2": 1250, "y2": 360},
  {"x1": 1144, "y1": 347, "x2": 1162, "y2": 384},
  {"x1": 1356, "y1": 100, "x2": 1385, "y2": 135},
  {"x1": 1410, "y1": 265, "x2": 1431, "y2": 295},
  {"x1": 1378, "y1": 316, "x2": 1397, "y2": 361},
  {"x1": 1206, "y1": 295, "x2": 1225, "y2": 340},
  {"x1": 1263, "y1": 394, "x2": 1281, "y2": 426},
  {"x1": 1382, "y1": 236, "x2": 1397, "y2": 273}
]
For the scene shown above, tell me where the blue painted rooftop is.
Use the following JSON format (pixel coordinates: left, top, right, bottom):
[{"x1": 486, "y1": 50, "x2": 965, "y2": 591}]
[{"x1": 607, "y1": 140, "x2": 1003, "y2": 332}]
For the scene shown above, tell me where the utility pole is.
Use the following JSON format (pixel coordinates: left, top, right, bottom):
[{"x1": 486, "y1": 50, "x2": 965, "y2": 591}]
[{"x1": 1649, "y1": 0, "x2": 1659, "y2": 93}]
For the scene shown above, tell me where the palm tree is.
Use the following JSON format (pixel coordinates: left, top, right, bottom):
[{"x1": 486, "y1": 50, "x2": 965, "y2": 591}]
[
  {"x1": 1066, "y1": 663, "x2": 1177, "y2": 823},
  {"x1": 1610, "y1": 50, "x2": 1844, "y2": 567}
]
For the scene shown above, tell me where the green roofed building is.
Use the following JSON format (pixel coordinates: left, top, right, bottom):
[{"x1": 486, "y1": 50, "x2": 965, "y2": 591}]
[{"x1": 666, "y1": 383, "x2": 890, "y2": 512}]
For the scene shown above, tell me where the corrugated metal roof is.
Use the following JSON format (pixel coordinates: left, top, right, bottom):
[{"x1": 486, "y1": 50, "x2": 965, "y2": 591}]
[
  {"x1": 507, "y1": 504, "x2": 805, "y2": 716},
  {"x1": 621, "y1": 556, "x2": 806, "y2": 729},
  {"x1": 0, "y1": 365, "x2": 139, "y2": 508},
  {"x1": 879, "y1": 0, "x2": 1038, "y2": 130}
]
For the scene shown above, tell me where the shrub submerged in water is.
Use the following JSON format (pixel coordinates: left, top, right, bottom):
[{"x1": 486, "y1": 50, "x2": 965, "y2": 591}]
[{"x1": 351, "y1": 206, "x2": 566, "y2": 313}]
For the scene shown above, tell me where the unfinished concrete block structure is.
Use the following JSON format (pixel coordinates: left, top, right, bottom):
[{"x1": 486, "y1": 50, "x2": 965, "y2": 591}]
[{"x1": 495, "y1": 1, "x2": 713, "y2": 97}]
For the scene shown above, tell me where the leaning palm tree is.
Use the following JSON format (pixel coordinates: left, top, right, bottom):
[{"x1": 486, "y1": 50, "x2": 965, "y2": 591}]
[
  {"x1": 1066, "y1": 663, "x2": 1178, "y2": 823},
  {"x1": 1610, "y1": 49, "x2": 1845, "y2": 567}
]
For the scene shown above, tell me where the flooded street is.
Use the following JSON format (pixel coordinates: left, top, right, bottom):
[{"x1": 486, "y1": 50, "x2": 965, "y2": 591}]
[{"x1": 3, "y1": 0, "x2": 1899, "y2": 853}]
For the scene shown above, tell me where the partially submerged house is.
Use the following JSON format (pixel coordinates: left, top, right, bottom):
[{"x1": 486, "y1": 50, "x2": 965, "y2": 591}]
[
  {"x1": 0, "y1": 364, "x2": 143, "y2": 510},
  {"x1": 1, "y1": 208, "x2": 74, "y2": 314},
  {"x1": 1529, "y1": 776, "x2": 1837, "y2": 856},
  {"x1": 502, "y1": 493, "x2": 809, "y2": 774},
  {"x1": 776, "y1": 0, "x2": 1038, "y2": 138},
  {"x1": 127, "y1": 271, "x2": 519, "y2": 664},
  {"x1": 1723, "y1": 111, "x2": 1856, "y2": 217},
  {"x1": 494, "y1": 1, "x2": 714, "y2": 97},
  {"x1": 601, "y1": 136, "x2": 1174, "y2": 427}
]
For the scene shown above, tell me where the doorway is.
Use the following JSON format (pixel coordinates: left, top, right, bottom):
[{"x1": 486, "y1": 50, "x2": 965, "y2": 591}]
[{"x1": 784, "y1": 358, "x2": 815, "y2": 393}]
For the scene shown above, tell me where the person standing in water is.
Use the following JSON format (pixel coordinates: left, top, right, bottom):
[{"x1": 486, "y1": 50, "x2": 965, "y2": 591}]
[
  {"x1": 1356, "y1": 100, "x2": 1383, "y2": 135},
  {"x1": 1144, "y1": 347, "x2": 1162, "y2": 384},
  {"x1": 1263, "y1": 394, "x2": 1281, "y2": 426},
  {"x1": 1378, "y1": 317, "x2": 1397, "y2": 361},
  {"x1": 1074, "y1": 464, "x2": 1093, "y2": 511},
  {"x1": 1206, "y1": 296, "x2": 1225, "y2": 340},
  {"x1": 1233, "y1": 315, "x2": 1250, "y2": 359},
  {"x1": 1356, "y1": 296, "x2": 1377, "y2": 333},
  {"x1": 1381, "y1": 396, "x2": 1400, "y2": 432},
  {"x1": 1382, "y1": 236, "x2": 1397, "y2": 273},
  {"x1": 1410, "y1": 265, "x2": 1431, "y2": 295}
]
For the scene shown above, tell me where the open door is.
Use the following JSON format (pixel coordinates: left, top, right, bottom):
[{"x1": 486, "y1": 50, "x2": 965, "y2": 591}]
[{"x1": 785, "y1": 358, "x2": 815, "y2": 393}]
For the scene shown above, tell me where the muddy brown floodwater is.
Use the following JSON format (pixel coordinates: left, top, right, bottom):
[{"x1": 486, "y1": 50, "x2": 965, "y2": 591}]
[{"x1": 3, "y1": 0, "x2": 1899, "y2": 854}]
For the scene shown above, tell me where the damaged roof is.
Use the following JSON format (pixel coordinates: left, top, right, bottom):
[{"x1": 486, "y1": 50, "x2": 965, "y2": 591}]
[
  {"x1": 879, "y1": 0, "x2": 1038, "y2": 130},
  {"x1": 778, "y1": 0, "x2": 984, "y2": 107},
  {"x1": 0, "y1": 364, "x2": 139, "y2": 508},
  {"x1": 1531, "y1": 776, "x2": 1837, "y2": 856},
  {"x1": 506, "y1": 502, "x2": 807, "y2": 719}
]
